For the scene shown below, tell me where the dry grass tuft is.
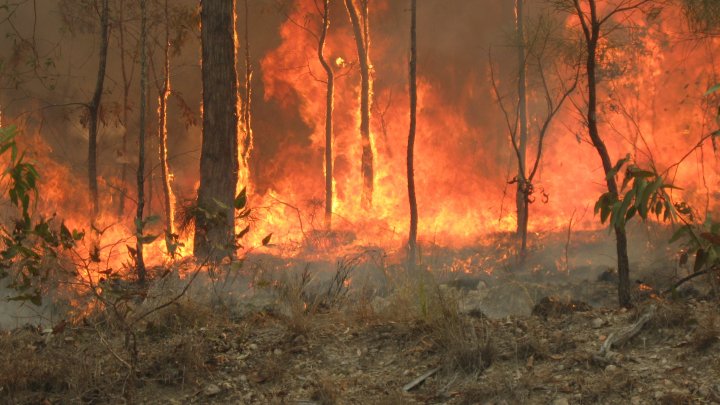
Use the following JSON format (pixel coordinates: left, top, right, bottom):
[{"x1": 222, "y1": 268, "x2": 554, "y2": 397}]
[
  {"x1": 143, "y1": 332, "x2": 209, "y2": 386},
  {"x1": 646, "y1": 300, "x2": 695, "y2": 330},
  {"x1": 310, "y1": 375, "x2": 341, "y2": 405},
  {"x1": 580, "y1": 367, "x2": 635, "y2": 403},
  {"x1": 658, "y1": 392, "x2": 694, "y2": 405},
  {"x1": 692, "y1": 313, "x2": 720, "y2": 351},
  {"x1": 428, "y1": 286, "x2": 493, "y2": 374}
]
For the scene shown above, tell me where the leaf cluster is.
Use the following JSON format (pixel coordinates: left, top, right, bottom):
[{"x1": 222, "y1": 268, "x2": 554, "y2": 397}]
[
  {"x1": 594, "y1": 154, "x2": 677, "y2": 231},
  {"x1": 0, "y1": 126, "x2": 84, "y2": 305}
]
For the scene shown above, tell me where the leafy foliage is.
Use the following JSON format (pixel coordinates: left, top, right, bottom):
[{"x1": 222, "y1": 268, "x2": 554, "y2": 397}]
[
  {"x1": 0, "y1": 126, "x2": 84, "y2": 305},
  {"x1": 671, "y1": 212, "x2": 720, "y2": 274},
  {"x1": 594, "y1": 155, "x2": 677, "y2": 231}
]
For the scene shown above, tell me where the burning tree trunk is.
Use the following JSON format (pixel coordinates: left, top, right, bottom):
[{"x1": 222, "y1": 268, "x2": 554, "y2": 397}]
[
  {"x1": 515, "y1": 0, "x2": 529, "y2": 248},
  {"x1": 318, "y1": 0, "x2": 335, "y2": 230},
  {"x1": 570, "y1": 0, "x2": 653, "y2": 308},
  {"x1": 407, "y1": 0, "x2": 418, "y2": 270},
  {"x1": 344, "y1": 0, "x2": 374, "y2": 208},
  {"x1": 136, "y1": 0, "x2": 148, "y2": 282},
  {"x1": 116, "y1": 0, "x2": 133, "y2": 218},
  {"x1": 241, "y1": 0, "x2": 253, "y2": 176},
  {"x1": 194, "y1": 0, "x2": 240, "y2": 260},
  {"x1": 158, "y1": 0, "x2": 176, "y2": 246},
  {"x1": 87, "y1": 0, "x2": 109, "y2": 218}
]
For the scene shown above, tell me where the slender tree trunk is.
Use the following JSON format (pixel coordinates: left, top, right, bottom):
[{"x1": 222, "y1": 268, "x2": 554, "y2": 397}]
[
  {"x1": 118, "y1": 0, "x2": 130, "y2": 217},
  {"x1": 136, "y1": 0, "x2": 148, "y2": 283},
  {"x1": 344, "y1": 0, "x2": 374, "y2": 208},
  {"x1": 574, "y1": 0, "x2": 631, "y2": 307},
  {"x1": 241, "y1": 0, "x2": 253, "y2": 174},
  {"x1": 88, "y1": 0, "x2": 110, "y2": 218},
  {"x1": 407, "y1": 0, "x2": 418, "y2": 271},
  {"x1": 318, "y1": 0, "x2": 334, "y2": 230},
  {"x1": 158, "y1": 0, "x2": 176, "y2": 242},
  {"x1": 194, "y1": 0, "x2": 240, "y2": 260},
  {"x1": 516, "y1": 0, "x2": 529, "y2": 257}
]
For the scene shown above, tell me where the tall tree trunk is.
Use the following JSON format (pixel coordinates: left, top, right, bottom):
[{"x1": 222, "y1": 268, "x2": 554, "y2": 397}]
[
  {"x1": 117, "y1": 0, "x2": 131, "y2": 217},
  {"x1": 516, "y1": 0, "x2": 529, "y2": 257},
  {"x1": 194, "y1": 0, "x2": 240, "y2": 260},
  {"x1": 158, "y1": 0, "x2": 176, "y2": 243},
  {"x1": 407, "y1": 0, "x2": 418, "y2": 271},
  {"x1": 136, "y1": 0, "x2": 148, "y2": 283},
  {"x1": 240, "y1": 0, "x2": 253, "y2": 179},
  {"x1": 573, "y1": 0, "x2": 631, "y2": 307},
  {"x1": 318, "y1": 0, "x2": 334, "y2": 230},
  {"x1": 344, "y1": 0, "x2": 374, "y2": 209},
  {"x1": 88, "y1": 0, "x2": 110, "y2": 218}
]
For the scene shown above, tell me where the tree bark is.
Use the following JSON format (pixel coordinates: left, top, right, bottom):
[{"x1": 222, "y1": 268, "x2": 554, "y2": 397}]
[
  {"x1": 194, "y1": 0, "x2": 240, "y2": 260},
  {"x1": 158, "y1": 0, "x2": 176, "y2": 242},
  {"x1": 117, "y1": 0, "x2": 131, "y2": 217},
  {"x1": 136, "y1": 0, "x2": 148, "y2": 283},
  {"x1": 241, "y1": 0, "x2": 253, "y2": 171},
  {"x1": 88, "y1": 0, "x2": 110, "y2": 218},
  {"x1": 344, "y1": 0, "x2": 374, "y2": 209},
  {"x1": 318, "y1": 0, "x2": 335, "y2": 230},
  {"x1": 573, "y1": 0, "x2": 632, "y2": 307},
  {"x1": 516, "y1": 0, "x2": 529, "y2": 257},
  {"x1": 407, "y1": 0, "x2": 418, "y2": 271}
]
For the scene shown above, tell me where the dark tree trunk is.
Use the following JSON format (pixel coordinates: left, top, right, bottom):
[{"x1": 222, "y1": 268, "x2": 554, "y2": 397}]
[
  {"x1": 318, "y1": 0, "x2": 335, "y2": 230},
  {"x1": 194, "y1": 0, "x2": 239, "y2": 260},
  {"x1": 573, "y1": 0, "x2": 632, "y2": 307},
  {"x1": 159, "y1": 0, "x2": 176, "y2": 242},
  {"x1": 344, "y1": 0, "x2": 374, "y2": 209},
  {"x1": 88, "y1": 0, "x2": 110, "y2": 218},
  {"x1": 136, "y1": 0, "x2": 148, "y2": 283},
  {"x1": 407, "y1": 0, "x2": 418, "y2": 270},
  {"x1": 516, "y1": 0, "x2": 529, "y2": 257}
]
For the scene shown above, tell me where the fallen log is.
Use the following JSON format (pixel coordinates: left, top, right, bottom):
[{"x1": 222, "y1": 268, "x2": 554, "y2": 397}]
[{"x1": 595, "y1": 304, "x2": 656, "y2": 362}]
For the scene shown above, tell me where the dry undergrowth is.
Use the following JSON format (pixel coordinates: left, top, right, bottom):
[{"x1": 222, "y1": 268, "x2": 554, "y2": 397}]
[{"x1": 2, "y1": 259, "x2": 720, "y2": 404}]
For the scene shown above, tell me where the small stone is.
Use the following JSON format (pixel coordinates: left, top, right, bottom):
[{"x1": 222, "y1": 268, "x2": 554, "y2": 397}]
[
  {"x1": 592, "y1": 318, "x2": 604, "y2": 329},
  {"x1": 248, "y1": 343, "x2": 258, "y2": 350},
  {"x1": 273, "y1": 348, "x2": 282, "y2": 356},
  {"x1": 204, "y1": 383, "x2": 222, "y2": 396},
  {"x1": 239, "y1": 374, "x2": 248, "y2": 382},
  {"x1": 605, "y1": 364, "x2": 617, "y2": 372}
]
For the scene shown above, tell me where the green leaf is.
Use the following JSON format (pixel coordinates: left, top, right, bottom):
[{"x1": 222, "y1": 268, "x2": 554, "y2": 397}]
[
  {"x1": 237, "y1": 225, "x2": 250, "y2": 239},
  {"x1": 615, "y1": 188, "x2": 637, "y2": 229},
  {"x1": 139, "y1": 234, "x2": 159, "y2": 244},
  {"x1": 639, "y1": 177, "x2": 663, "y2": 219},
  {"x1": 144, "y1": 215, "x2": 161, "y2": 225},
  {"x1": 705, "y1": 83, "x2": 720, "y2": 95},
  {"x1": 234, "y1": 187, "x2": 247, "y2": 210},
  {"x1": 669, "y1": 225, "x2": 692, "y2": 244},
  {"x1": 625, "y1": 206, "x2": 637, "y2": 222}
]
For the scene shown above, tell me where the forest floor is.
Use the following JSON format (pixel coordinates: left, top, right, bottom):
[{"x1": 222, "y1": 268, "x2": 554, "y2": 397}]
[{"x1": 1, "y1": 230, "x2": 719, "y2": 404}]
